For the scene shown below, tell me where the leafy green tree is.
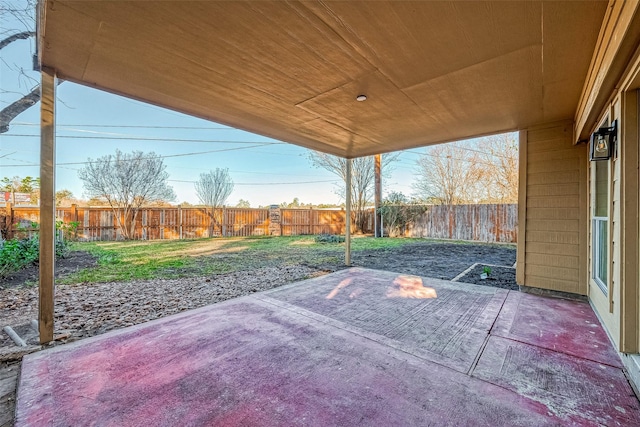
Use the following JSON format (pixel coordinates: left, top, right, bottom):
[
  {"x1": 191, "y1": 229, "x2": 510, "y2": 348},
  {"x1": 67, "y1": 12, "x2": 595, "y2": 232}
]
[
  {"x1": 1, "y1": 175, "x2": 40, "y2": 203},
  {"x1": 55, "y1": 189, "x2": 74, "y2": 206},
  {"x1": 1, "y1": 175, "x2": 38, "y2": 193}
]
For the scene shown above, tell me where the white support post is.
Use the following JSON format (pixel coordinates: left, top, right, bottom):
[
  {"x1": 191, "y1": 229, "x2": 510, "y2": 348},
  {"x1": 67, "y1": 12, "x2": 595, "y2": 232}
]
[
  {"x1": 39, "y1": 67, "x2": 56, "y2": 344},
  {"x1": 345, "y1": 158, "x2": 352, "y2": 266}
]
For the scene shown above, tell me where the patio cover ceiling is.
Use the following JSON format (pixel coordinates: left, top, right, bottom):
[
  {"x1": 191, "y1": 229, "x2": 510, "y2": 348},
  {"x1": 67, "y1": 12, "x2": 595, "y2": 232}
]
[{"x1": 38, "y1": 1, "x2": 607, "y2": 158}]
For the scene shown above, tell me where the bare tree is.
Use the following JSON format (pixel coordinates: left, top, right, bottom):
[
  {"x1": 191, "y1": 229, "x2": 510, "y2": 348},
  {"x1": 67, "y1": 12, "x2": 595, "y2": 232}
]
[
  {"x1": 195, "y1": 168, "x2": 234, "y2": 237},
  {"x1": 413, "y1": 135, "x2": 518, "y2": 205},
  {"x1": 0, "y1": 0, "x2": 57, "y2": 134},
  {"x1": 413, "y1": 143, "x2": 487, "y2": 205},
  {"x1": 477, "y1": 134, "x2": 518, "y2": 203},
  {"x1": 309, "y1": 152, "x2": 398, "y2": 233},
  {"x1": 78, "y1": 150, "x2": 176, "y2": 239}
]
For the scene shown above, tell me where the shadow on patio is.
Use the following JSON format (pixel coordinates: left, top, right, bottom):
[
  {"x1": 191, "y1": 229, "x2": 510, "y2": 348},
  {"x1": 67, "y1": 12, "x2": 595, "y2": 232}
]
[{"x1": 16, "y1": 268, "x2": 640, "y2": 426}]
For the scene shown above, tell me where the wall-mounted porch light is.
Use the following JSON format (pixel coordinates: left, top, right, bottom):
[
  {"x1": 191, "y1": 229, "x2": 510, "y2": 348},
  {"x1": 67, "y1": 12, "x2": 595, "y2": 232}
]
[{"x1": 589, "y1": 120, "x2": 617, "y2": 161}]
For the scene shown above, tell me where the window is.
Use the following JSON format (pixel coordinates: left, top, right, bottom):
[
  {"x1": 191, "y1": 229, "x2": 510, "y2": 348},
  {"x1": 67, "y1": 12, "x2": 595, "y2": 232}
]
[{"x1": 592, "y1": 154, "x2": 609, "y2": 293}]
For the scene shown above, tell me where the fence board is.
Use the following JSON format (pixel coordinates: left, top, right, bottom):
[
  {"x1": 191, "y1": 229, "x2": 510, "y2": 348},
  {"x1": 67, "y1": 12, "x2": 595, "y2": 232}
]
[
  {"x1": 409, "y1": 204, "x2": 517, "y2": 243},
  {"x1": 1, "y1": 204, "x2": 517, "y2": 243}
]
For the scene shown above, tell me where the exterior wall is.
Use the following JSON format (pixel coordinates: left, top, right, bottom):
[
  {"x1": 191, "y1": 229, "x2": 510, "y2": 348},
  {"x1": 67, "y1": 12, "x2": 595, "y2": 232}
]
[
  {"x1": 587, "y1": 87, "x2": 640, "y2": 353},
  {"x1": 517, "y1": 121, "x2": 588, "y2": 295},
  {"x1": 571, "y1": 0, "x2": 640, "y2": 382},
  {"x1": 583, "y1": 39, "x2": 640, "y2": 356}
]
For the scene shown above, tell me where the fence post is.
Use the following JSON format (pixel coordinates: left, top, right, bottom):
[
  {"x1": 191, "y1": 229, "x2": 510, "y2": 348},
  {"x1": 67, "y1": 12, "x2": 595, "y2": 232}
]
[
  {"x1": 71, "y1": 204, "x2": 78, "y2": 240},
  {"x1": 83, "y1": 208, "x2": 90, "y2": 240},
  {"x1": 5, "y1": 202, "x2": 13, "y2": 240},
  {"x1": 269, "y1": 205, "x2": 281, "y2": 236},
  {"x1": 161, "y1": 209, "x2": 165, "y2": 239},
  {"x1": 222, "y1": 207, "x2": 227, "y2": 237},
  {"x1": 142, "y1": 209, "x2": 147, "y2": 240},
  {"x1": 179, "y1": 204, "x2": 183, "y2": 239}
]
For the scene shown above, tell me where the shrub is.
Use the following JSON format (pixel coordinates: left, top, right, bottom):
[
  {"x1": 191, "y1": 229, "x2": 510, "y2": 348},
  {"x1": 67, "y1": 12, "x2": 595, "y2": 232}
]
[
  {"x1": 0, "y1": 220, "x2": 74, "y2": 278},
  {"x1": 315, "y1": 234, "x2": 345, "y2": 243},
  {"x1": 378, "y1": 192, "x2": 429, "y2": 237},
  {"x1": 0, "y1": 235, "x2": 40, "y2": 277}
]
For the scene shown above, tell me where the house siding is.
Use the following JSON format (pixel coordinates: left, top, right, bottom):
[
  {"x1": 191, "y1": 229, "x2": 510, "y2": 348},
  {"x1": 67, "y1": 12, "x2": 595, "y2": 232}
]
[{"x1": 517, "y1": 121, "x2": 588, "y2": 295}]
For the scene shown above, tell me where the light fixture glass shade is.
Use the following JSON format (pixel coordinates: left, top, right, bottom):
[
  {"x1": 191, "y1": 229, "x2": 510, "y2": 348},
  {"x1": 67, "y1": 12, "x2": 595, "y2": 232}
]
[
  {"x1": 589, "y1": 120, "x2": 616, "y2": 161},
  {"x1": 595, "y1": 135, "x2": 608, "y2": 153}
]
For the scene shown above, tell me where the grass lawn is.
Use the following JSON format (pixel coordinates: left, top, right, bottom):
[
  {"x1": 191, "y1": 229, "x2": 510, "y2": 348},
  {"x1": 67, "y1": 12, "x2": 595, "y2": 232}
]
[{"x1": 62, "y1": 236, "x2": 424, "y2": 284}]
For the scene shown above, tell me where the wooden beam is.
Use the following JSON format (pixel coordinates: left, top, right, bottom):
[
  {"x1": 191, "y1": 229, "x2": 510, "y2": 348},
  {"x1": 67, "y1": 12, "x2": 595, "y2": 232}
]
[
  {"x1": 574, "y1": 0, "x2": 640, "y2": 143},
  {"x1": 374, "y1": 154, "x2": 382, "y2": 238},
  {"x1": 516, "y1": 130, "x2": 527, "y2": 285},
  {"x1": 345, "y1": 158, "x2": 352, "y2": 266},
  {"x1": 39, "y1": 67, "x2": 56, "y2": 344}
]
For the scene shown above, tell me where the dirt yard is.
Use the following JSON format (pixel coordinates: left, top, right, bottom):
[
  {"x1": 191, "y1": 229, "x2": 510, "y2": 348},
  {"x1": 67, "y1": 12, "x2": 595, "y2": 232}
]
[
  {"x1": 1, "y1": 239, "x2": 516, "y2": 348},
  {"x1": 0, "y1": 238, "x2": 516, "y2": 424}
]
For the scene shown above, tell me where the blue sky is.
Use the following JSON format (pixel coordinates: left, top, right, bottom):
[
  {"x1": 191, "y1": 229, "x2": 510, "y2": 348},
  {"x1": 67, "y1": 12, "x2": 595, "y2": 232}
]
[{"x1": 1, "y1": 24, "x2": 421, "y2": 207}]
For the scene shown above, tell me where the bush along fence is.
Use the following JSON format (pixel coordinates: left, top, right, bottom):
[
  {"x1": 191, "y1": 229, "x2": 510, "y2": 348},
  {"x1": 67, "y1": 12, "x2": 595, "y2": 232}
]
[{"x1": 0, "y1": 203, "x2": 517, "y2": 243}]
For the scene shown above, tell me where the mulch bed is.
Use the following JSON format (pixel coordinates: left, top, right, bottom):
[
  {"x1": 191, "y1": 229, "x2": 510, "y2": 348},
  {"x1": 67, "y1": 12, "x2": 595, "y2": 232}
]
[
  {"x1": 455, "y1": 264, "x2": 519, "y2": 291},
  {"x1": 0, "y1": 251, "x2": 98, "y2": 290},
  {"x1": 352, "y1": 242, "x2": 516, "y2": 280}
]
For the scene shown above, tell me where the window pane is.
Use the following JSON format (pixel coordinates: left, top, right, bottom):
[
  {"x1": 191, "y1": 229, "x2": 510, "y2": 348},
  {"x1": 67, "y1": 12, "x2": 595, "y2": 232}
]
[
  {"x1": 596, "y1": 219, "x2": 607, "y2": 286},
  {"x1": 594, "y1": 160, "x2": 608, "y2": 217}
]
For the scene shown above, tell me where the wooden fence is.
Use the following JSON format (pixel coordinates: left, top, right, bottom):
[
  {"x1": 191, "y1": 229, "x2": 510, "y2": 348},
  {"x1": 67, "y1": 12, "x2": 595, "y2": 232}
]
[
  {"x1": 0, "y1": 203, "x2": 517, "y2": 243},
  {"x1": 0, "y1": 205, "x2": 358, "y2": 241},
  {"x1": 408, "y1": 204, "x2": 517, "y2": 243}
]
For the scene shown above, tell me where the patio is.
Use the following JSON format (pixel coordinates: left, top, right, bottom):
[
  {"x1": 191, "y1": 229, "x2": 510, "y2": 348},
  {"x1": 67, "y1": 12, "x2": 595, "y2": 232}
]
[{"x1": 15, "y1": 268, "x2": 640, "y2": 426}]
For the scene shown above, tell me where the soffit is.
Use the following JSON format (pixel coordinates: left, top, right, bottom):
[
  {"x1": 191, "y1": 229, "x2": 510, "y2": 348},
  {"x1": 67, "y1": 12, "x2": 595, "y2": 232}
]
[{"x1": 39, "y1": 1, "x2": 608, "y2": 157}]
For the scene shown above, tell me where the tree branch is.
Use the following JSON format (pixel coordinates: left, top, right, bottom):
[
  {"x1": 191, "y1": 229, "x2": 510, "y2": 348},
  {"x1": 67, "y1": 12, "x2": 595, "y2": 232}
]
[
  {"x1": 0, "y1": 31, "x2": 34, "y2": 50},
  {"x1": 0, "y1": 86, "x2": 39, "y2": 133},
  {"x1": 0, "y1": 80, "x2": 64, "y2": 134}
]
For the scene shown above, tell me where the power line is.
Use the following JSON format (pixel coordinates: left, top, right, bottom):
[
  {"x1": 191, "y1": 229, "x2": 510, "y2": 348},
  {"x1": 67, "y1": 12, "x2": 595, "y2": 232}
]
[
  {"x1": 13, "y1": 122, "x2": 233, "y2": 130},
  {"x1": 401, "y1": 149, "x2": 497, "y2": 167},
  {"x1": 169, "y1": 179, "x2": 340, "y2": 186},
  {"x1": 0, "y1": 156, "x2": 80, "y2": 172},
  {"x1": 169, "y1": 165, "x2": 329, "y2": 177},
  {"x1": 0, "y1": 144, "x2": 274, "y2": 167},
  {"x1": 3, "y1": 134, "x2": 284, "y2": 144}
]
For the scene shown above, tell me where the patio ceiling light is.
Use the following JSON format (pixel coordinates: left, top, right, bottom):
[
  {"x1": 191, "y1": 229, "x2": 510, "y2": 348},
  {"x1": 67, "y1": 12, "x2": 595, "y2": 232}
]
[
  {"x1": 589, "y1": 120, "x2": 616, "y2": 161},
  {"x1": 356, "y1": 94, "x2": 367, "y2": 102}
]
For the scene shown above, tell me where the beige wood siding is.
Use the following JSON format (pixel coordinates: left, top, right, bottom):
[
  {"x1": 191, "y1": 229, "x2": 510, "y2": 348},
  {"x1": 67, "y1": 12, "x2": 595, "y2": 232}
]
[
  {"x1": 589, "y1": 98, "x2": 623, "y2": 345},
  {"x1": 518, "y1": 121, "x2": 588, "y2": 295}
]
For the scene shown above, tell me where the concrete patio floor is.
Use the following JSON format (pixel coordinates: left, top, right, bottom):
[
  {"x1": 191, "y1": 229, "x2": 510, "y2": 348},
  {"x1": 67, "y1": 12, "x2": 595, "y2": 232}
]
[{"x1": 15, "y1": 268, "x2": 640, "y2": 426}]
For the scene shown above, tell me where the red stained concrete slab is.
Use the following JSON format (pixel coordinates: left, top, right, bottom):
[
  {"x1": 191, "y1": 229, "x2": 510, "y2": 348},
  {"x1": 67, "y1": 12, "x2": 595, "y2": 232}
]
[
  {"x1": 15, "y1": 268, "x2": 639, "y2": 426},
  {"x1": 17, "y1": 296, "x2": 558, "y2": 427},
  {"x1": 264, "y1": 267, "x2": 508, "y2": 372},
  {"x1": 492, "y1": 291, "x2": 622, "y2": 367},
  {"x1": 472, "y1": 336, "x2": 640, "y2": 426}
]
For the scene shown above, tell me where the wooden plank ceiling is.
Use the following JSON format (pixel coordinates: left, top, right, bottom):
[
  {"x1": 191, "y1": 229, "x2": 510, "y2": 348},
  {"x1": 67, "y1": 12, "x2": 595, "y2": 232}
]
[{"x1": 39, "y1": 1, "x2": 607, "y2": 158}]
